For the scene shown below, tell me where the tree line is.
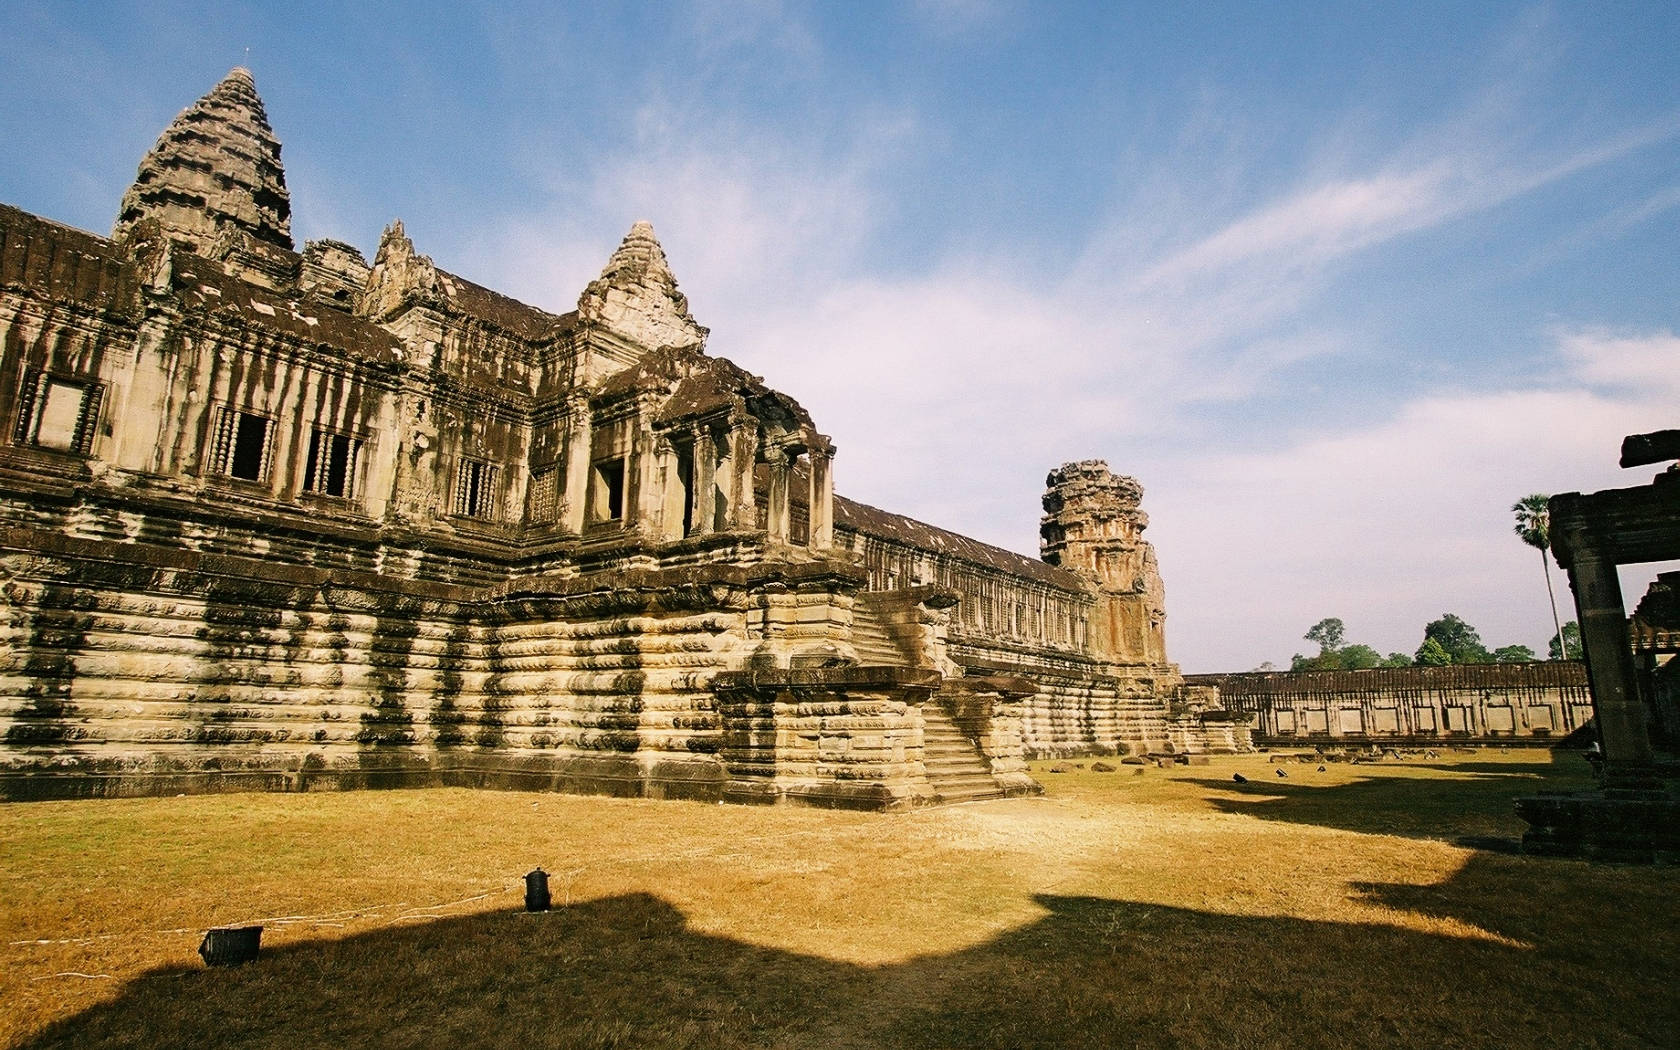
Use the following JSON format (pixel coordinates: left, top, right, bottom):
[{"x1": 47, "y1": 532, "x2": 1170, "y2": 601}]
[
  {"x1": 1261, "y1": 492, "x2": 1582, "y2": 672},
  {"x1": 1273, "y1": 615, "x2": 1580, "y2": 672}
]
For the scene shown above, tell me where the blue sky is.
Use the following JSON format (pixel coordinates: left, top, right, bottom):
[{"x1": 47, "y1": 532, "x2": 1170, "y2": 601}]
[{"x1": 3, "y1": 1, "x2": 1676, "y2": 670}]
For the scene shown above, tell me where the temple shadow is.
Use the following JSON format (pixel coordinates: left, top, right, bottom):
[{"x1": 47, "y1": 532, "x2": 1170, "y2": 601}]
[
  {"x1": 20, "y1": 854, "x2": 1677, "y2": 1049},
  {"x1": 1187, "y1": 756, "x2": 1596, "y2": 844}
]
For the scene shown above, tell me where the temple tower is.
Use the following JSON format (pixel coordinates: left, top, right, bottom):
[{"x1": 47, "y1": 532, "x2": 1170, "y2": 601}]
[
  {"x1": 576, "y1": 220, "x2": 707, "y2": 372},
  {"x1": 112, "y1": 67, "x2": 292, "y2": 254},
  {"x1": 1040, "y1": 460, "x2": 1168, "y2": 665}
]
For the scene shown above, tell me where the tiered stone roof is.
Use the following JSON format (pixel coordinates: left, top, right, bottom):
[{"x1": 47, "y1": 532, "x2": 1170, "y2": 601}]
[{"x1": 112, "y1": 68, "x2": 292, "y2": 253}]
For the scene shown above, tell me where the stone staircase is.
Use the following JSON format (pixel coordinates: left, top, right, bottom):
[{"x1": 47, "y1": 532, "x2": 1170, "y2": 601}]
[
  {"x1": 852, "y1": 592, "x2": 1005, "y2": 803},
  {"x1": 922, "y1": 696, "x2": 1004, "y2": 803},
  {"x1": 849, "y1": 595, "x2": 907, "y2": 666}
]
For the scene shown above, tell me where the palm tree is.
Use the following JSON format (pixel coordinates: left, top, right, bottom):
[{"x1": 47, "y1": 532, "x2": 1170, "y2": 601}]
[{"x1": 1513, "y1": 494, "x2": 1569, "y2": 659}]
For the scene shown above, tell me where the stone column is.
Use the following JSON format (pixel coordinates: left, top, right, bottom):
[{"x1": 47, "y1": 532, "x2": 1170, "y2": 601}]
[
  {"x1": 630, "y1": 403, "x2": 660, "y2": 533},
  {"x1": 1567, "y1": 550, "x2": 1653, "y2": 771},
  {"x1": 807, "y1": 447, "x2": 833, "y2": 550},
  {"x1": 657, "y1": 437, "x2": 685, "y2": 541},
  {"x1": 559, "y1": 395, "x2": 592, "y2": 534},
  {"x1": 766, "y1": 446, "x2": 792, "y2": 544},
  {"x1": 690, "y1": 425, "x2": 717, "y2": 536},
  {"x1": 727, "y1": 421, "x2": 758, "y2": 530}
]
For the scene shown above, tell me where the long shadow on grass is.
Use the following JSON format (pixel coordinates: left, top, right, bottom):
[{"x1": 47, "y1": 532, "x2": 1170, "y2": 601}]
[
  {"x1": 19, "y1": 854, "x2": 1677, "y2": 1050},
  {"x1": 1188, "y1": 756, "x2": 1598, "y2": 844}
]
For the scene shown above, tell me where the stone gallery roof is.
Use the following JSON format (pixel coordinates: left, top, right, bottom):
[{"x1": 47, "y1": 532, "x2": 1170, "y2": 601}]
[
  {"x1": 0, "y1": 202, "x2": 403, "y2": 365},
  {"x1": 171, "y1": 254, "x2": 404, "y2": 364},
  {"x1": 833, "y1": 493, "x2": 1087, "y2": 592},
  {"x1": 358, "y1": 219, "x2": 566, "y2": 344},
  {"x1": 433, "y1": 267, "x2": 569, "y2": 343},
  {"x1": 113, "y1": 68, "x2": 292, "y2": 253},
  {"x1": 0, "y1": 204, "x2": 132, "y2": 311},
  {"x1": 1631, "y1": 571, "x2": 1680, "y2": 653}
]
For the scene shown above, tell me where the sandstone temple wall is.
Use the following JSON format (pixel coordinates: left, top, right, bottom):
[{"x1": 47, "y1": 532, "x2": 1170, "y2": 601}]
[
  {"x1": 1186, "y1": 663, "x2": 1592, "y2": 747},
  {"x1": 834, "y1": 498, "x2": 1243, "y2": 759},
  {"x1": 0, "y1": 520, "x2": 881, "y2": 801}
]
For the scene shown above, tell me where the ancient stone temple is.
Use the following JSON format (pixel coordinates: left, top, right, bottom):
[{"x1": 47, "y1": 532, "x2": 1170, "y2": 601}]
[{"x1": 0, "y1": 69, "x2": 1243, "y2": 809}]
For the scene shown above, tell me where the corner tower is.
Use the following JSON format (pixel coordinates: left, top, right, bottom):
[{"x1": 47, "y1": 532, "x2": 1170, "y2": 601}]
[
  {"x1": 112, "y1": 68, "x2": 292, "y2": 254},
  {"x1": 1040, "y1": 460, "x2": 1168, "y2": 665}
]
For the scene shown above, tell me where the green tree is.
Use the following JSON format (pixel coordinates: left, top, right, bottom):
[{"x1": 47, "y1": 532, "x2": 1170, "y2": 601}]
[
  {"x1": 1290, "y1": 650, "x2": 1338, "y2": 671},
  {"x1": 1380, "y1": 652, "x2": 1412, "y2": 667},
  {"x1": 1338, "y1": 643, "x2": 1383, "y2": 669},
  {"x1": 1493, "y1": 643, "x2": 1537, "y2": 663},
  {"x1": 1304, "y1": 617, "x2": 1346, "y2": 653},
  {"x1": 1417, "y1": 613, "x2": 1490, "y2": 664},
  {"x1": 1292, "y1": 617, "x2": 1359, "y2": 670},
  {"x1": 1415, "y1": 637, "x2": 1452, "y2": 665},
  {"x1": 1549, "y1": 621, "x2": 1581, "y2": 661},
  {"x1": 1513, "y1": 494, "x2": 1569, "y2": 659}
]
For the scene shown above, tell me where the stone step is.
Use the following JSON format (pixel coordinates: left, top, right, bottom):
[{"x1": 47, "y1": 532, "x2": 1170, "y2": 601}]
[
  {"x1": 849, "y1": 594, "x2": 909, "y2": 668},
  {"x1": 925, "y1": 760, "x2": 991, "y2": 776},
  {"x1": 925, "y1": 752, "x2": 981, "y2": 762},
  {"x1": 936, "y1": 782, "x2": 1004, "y2": 802},
  {"x1": 923, "y1": 733, "x2": 974, "y2": 747},
  {"x1": 922, "y1": 696, "x2": 1002, "y2": 802}
]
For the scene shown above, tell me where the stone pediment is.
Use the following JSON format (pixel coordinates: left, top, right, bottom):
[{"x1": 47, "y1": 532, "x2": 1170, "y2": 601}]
[{"x1": 577, "y1": 221, "x2": 708, "y2": 352}]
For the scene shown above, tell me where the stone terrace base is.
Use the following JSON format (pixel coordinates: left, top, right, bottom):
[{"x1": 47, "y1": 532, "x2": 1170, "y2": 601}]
[
  {"x1": 714, "y1": 666, "x2": 943, "y2": 811},
  {"x1": 1517, "y1": 778, "x2": 1680, "y2": 863},
  {"x1": 0, "y1": 750, "x2": 732, "y2": 804}
]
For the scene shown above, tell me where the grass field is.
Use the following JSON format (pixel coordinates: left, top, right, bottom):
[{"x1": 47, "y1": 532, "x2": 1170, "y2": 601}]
[{"x1": 3, "y1": 749, "x2": 1675, "y2": 1049}]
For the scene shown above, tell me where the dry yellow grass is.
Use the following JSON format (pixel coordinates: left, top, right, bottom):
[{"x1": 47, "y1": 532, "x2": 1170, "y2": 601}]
[{"x1": 2, "y1": 749, "x2": 1674, "y2": 1048}]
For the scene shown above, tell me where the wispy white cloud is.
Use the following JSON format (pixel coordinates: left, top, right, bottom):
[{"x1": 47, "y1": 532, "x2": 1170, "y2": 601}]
[
  {"x1": 1137, "y1": 165, "x2": 1457, "y2": 288},
  {"x1": 684, "y1": 0, "x2": 820, "y2": 67},
  {"x1": 1554, "y1": 327, "x2": 1680, "y2": 397}
]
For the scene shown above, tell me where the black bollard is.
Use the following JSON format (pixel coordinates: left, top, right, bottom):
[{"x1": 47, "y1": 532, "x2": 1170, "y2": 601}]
[
  {"x1": 524, "y1": 868, "x2": 551, "y2": 912},
  {"x1": 199, "y1": 925, "x2": 262, "y2": 966}
]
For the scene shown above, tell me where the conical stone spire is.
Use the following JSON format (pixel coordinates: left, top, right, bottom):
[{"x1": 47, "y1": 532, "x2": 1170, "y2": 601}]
[
  {"x1": 113, "y1": 68, "x2": 293, "y2": 253},
  {"x1": 577, "y1": 220, "x2": 706, "y2": 351}
]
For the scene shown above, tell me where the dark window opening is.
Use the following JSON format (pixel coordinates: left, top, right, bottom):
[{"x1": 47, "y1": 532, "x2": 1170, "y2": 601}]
[
  {"x1": 303, "y1": 428, "x2": 360, "y2": 498},
  {"x1": 209, "y1": 406, "x2": 273, "y2": 482},
  {"x1": 592, "y1": 458, "x2": 625, "y2": 522},
  {"x1": 677, "y1": 453, "x2": 694, "y2": 536},
  {"x1": 230, "y1": 413, "x2": 269, "y2": 480}
]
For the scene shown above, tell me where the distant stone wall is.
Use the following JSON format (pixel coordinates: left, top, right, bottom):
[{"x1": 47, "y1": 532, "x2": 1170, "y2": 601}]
[{"x1": 1185, "y1": 663, "x2": 1591, "y2": 747}]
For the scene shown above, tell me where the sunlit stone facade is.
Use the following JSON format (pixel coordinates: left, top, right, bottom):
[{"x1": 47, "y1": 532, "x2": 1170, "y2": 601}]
[{"x1": 0, "y1": 70, "x2": 1243, "y2": 808}]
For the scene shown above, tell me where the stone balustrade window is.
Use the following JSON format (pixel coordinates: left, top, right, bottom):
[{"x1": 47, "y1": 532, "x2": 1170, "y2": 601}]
[
  {"x1": 12, "y1": 369, "x2": 104, "y2": 455},
  {"x1": 209, "y1": 405, "x2": 274, "y2": 482},
  {"x1": 528, "y1": 467, "x2": 557, "y2": 524},
  {"x1": 302, "y1": 427, "x2": 361, "y2": 499},
  {"x1": 454, "y1": 458, "x2": 499, "y2": 520}
]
